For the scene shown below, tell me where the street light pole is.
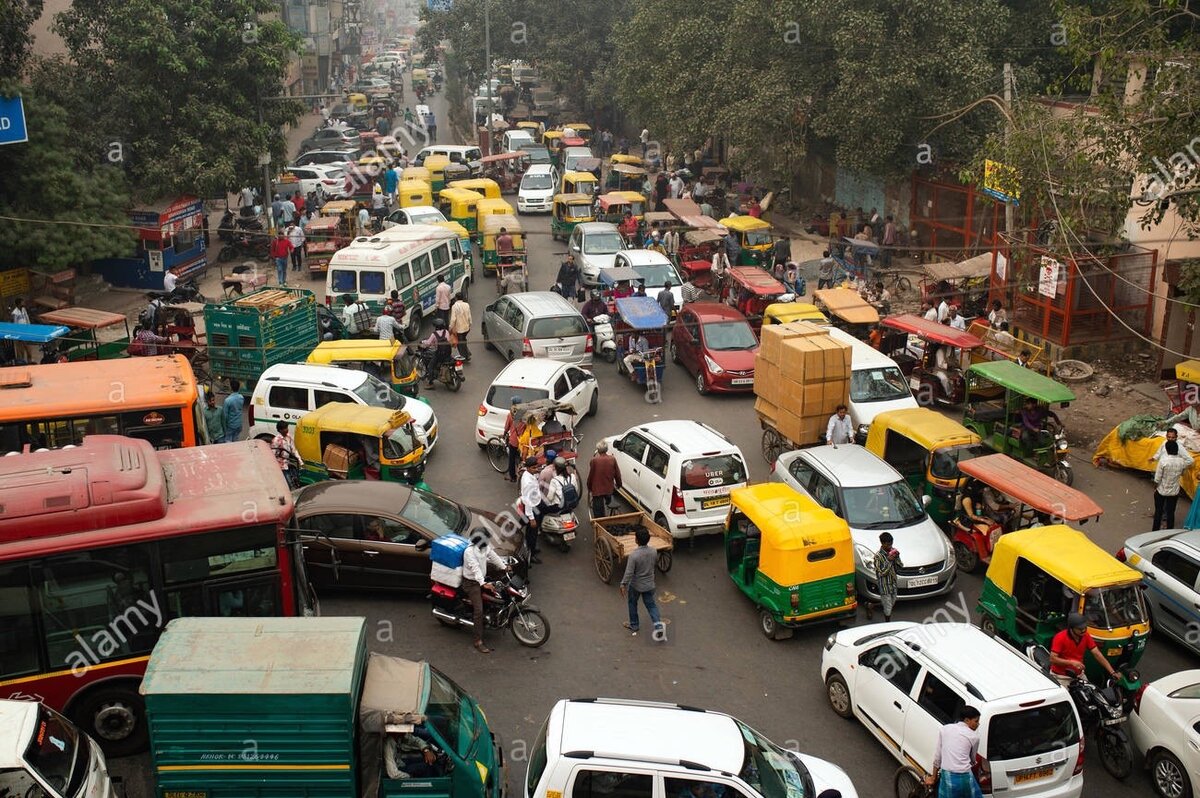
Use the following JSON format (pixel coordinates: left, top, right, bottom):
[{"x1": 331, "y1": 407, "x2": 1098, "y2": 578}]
[{"x1": 484, "y1": 0, "x2": 492, "y2": 154}]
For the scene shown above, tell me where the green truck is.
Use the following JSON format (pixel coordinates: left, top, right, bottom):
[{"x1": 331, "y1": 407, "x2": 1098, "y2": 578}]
[
  {"x1": 204, "y1": 287, "x2": 345, "y2": 395},
  {"x1": 141, "y1": 616, "x2": 507, "y2": 798}
]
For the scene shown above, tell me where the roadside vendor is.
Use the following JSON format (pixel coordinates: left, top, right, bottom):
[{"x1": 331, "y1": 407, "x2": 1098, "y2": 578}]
[{"x1": 1165, "y1": 403, "x2": 1200, "y2": 430}]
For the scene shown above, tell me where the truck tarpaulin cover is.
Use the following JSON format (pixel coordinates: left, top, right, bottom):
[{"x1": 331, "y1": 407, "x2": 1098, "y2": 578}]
[{"x1": 359, "y1": 653, "x2": 428, "y2": 798}]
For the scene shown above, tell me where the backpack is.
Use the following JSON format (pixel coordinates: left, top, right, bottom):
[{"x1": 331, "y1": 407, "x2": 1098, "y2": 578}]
[
  {"x1": 559, "y1": 474, "x2": 580, "y2": 512},
  {"x1": 348, "y1": 302, "x2": 372, "y2": 334},
  {"x1": 138, "y1": 301, "x2": 160, "y2": 330},
  {"x1": 434, "y1": 329, "x2": 452, "y2": 359}
]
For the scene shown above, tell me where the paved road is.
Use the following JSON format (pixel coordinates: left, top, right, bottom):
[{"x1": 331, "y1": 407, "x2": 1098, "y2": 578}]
[{"x1": 107, "y1": 76, "x2": 1187, "y2": 798}]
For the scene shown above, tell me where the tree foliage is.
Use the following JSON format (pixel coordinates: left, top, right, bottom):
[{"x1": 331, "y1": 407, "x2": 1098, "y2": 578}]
[
  {"x1": 0, "y1": 0, "x2": 44, "y2": 80},
  {"x1": 51, "y1": 0, "x2": 304, "y2": 201}
]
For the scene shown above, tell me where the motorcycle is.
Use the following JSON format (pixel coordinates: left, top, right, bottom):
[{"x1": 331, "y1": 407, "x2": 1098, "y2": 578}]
[
  {"x1": 589, "y1": 314, "x2": 617, "y2": 363},
  {"x1": 429, "y1": 571, "x2": 550, "y2": 647},
  {"x1": 1027, "y1": 645, "x2": 1134, "y2": 779},
  {"x1": 218, "y1": 232, "x2": 269, "y2": 263},
  {"x1": 540, "y1": 468, "x2": 582, "y2": 552},
  {"x1": 157, "y1": 279, "x2": 206, "y2": 305},
  {"x1": 416, "y1": 345, "x2": 464, "y2": 391}
]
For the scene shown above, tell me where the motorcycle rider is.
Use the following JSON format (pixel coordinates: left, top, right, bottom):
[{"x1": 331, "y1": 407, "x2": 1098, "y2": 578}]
[
  {"x1": 419, "y1": 318, "x2": 454, "y2": 389},
  {"x1": 1049, "y1": 612, "x2": 1118, "y2": 688},
  {"x1": 461, "y1": 529, "x2": 509, "y2": 655},
  {"x1": 581, "y1": 289, "x2": 607, "y2": 323}
]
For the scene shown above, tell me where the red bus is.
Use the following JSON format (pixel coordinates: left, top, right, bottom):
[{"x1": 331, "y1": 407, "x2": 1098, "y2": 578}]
[{"x1": 0, "y1": 435, "x2": 313, "y2": 757}]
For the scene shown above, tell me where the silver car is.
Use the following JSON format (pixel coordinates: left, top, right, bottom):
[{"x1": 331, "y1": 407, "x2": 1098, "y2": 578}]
[
  {"x1": 1120, "y1": 529, "x2": 1200, "y2": 653},
  {"x1": 481, "y1": 291, "x2": 593, "y2": 366},
  {"x1": 569, "y1": 222, "x2": 626, "y2": 286}
]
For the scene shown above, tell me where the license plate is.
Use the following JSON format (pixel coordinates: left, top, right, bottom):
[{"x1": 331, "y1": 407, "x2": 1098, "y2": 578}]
[
  {"x1": 547, "y1": 346, "x2": 572, "y2": 356},
  {"x1": 1014, "y1": 767, "x2": 1054, "y2": 784},
  {"x1": 563, "y1": 532, "x2": 576, "y2": 541},
  {"x1": 731, "y1": 378, "x2": 754, "y2": 385},
  {"x1": 907, "y1": 574, "x2": 939, "y2": 588},
  {"x1": 702, "y1": 496, "x2": 730, "y2": 509}
]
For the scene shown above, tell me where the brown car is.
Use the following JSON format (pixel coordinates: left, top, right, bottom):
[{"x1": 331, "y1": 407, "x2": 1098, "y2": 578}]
[{"x1": 293, "y1": 481, "x2": 527, "y2": 592}]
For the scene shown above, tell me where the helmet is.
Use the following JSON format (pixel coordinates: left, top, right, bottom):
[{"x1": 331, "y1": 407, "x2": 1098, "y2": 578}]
[
  {"x1": 545, "y1": 448, "x2": 557, "y2": 460},
  {"x1": 1067, "y1": 612, "x2": 1088, "y2": 631},
  {"x1": 554, "y1": 456, "x2": 567, "y2": 467},
  {"x1": 432, "y1": 318, "x2": 447, "y2": 330}
]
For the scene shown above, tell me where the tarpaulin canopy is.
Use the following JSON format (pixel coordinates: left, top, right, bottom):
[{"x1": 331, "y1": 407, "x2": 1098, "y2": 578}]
[
  {"x1": 923, "y1": 252, "x2": 1003, "y2": 282},
  {"x1": 358, "y1": 654, "x2": 428, "y2": 798},
  {"x1": 615, "y1": 296, "x2": 669, "y2": 329}
]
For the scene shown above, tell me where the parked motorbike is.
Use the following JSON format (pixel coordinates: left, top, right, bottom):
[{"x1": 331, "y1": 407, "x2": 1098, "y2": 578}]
[
  {"x1": 589, "y1": 314, "x2": 617, "y2": 363},
  {"x1": 218, "y1": 233, "x2": 269, "y2": 263},
  {"x1": 429, "y1": 571, "x2": 550, "y2": 647},
  {"x1": 1027, "y1": 645, "x2": 1134, "y2": 779},
  {"x1": 158, "y1": 279, "x2": 206, "y2": 305},
  {"x1": 416, "y1": 346, "x2": 464, "y2": 391}
]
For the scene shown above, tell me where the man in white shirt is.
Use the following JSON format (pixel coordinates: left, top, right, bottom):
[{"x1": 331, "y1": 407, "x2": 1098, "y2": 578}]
[
  {"x1": 519, "y1": 456, "x2": 544, "y2": 563},
  {"x1": 376, "y1": 311, "x2": 400, "y2": 341},
  {"x1": 357, "y1": 204, "x2": 371, "y2": 236},
  {"x1": 8, "y1": 298, "x2": 33, "y2": 362},
  {"x1": 639, "y1": 128, "x2": 649, "y2": 156},
  {"x1": 947, "y1": 306, "x2": 967, "y2": 331},
  {"x1": 826, "y1": 404, "x2": 854, "y2": 445},
  {"x1": 922, "y1": 302, "x2": 939, "y2": 322},
  {"x1": 434, "y1": 275, "x2": 453, "y2": 327},
  {"x1": 926, "y1": 706, "x2": 982, "y2": 794},
  {"x1": 461, "y1": 534, "x2": 508, "y2": 654},
  {"x1": 286, "y1": 222, "x2": 306, "y2": 273},
  {"x1": 669, "y1": 173, "x2": 684, "y2": 199},
  {"x1": 162, "y1": 269, "x2": 178, "y2": 295}
]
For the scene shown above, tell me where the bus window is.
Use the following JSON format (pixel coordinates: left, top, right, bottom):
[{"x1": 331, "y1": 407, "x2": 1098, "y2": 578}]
[
  {"x1": 360, "y1": 270, "x2": 386, "y2": 295},
  {"x1": 431, "y1": 243, "x2": 450, "y2": 272},
  {"x1": 161, "y1": 526, "x2": 278, "y2": 585},
  {"x1": 412, "y1": 253, "x2": 432, "y2": 281},
  {"x1": 394, "y1": 263, "x2": 413, "y2": 290},
  {"x1": 331, "y1": 269, "x2": 357, "y2": 294},
  {"x1": 0, "y1": 565, "x2": 39, "y2": 679}
]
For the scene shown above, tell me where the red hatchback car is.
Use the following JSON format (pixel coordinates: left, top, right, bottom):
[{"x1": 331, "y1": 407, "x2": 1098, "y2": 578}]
[{"x1": 670, "y1": 302, "x2": 760, "y2": 394}]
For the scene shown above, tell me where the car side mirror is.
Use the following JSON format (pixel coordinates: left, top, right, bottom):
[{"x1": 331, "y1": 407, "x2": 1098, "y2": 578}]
[{"x1": 921, "y1": 494, "x2": 931, "y2": 507}]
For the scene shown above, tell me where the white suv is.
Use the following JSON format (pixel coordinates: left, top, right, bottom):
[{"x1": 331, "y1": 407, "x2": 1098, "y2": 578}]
[
  {"x1": 603, "y1": 421, "x2": 748, "y2": 538},
  {"x1": 525, "y1": 698, "x2": 858, "y2": 798},
  {"x1": 518, "y1": 165, "x2": 559, "y2": 213},
  {"x1": 821, "y1": 622, "x2": 1083, "y2": 798}
]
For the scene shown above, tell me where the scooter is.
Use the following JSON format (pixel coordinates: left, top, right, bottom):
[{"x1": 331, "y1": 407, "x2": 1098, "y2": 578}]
[
  {"x1": 429, "y1": 571, "x2": 550, "y2": 647},
  {"x1": 589, "y1": 314, "x2": 617, "y2": 363},
  {"x1": 416, "y1": 346, "x2": 464, "y2": 391}
]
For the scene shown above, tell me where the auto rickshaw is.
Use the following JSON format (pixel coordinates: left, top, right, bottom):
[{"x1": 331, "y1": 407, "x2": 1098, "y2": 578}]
[
  {"x1": 347, "y1": 92, "x2": 368, "y2": 111},
  {"x1": 722, "y1": 267, "x2": 790, "y2": 328},
  {"x1": 965, "y1": 319, "x2": 1048, "y2": 372},
  {"x1": 613, "y1": 296, "x2": 668, "y2": 396},
  {"x1": 719, "y1": 215, "x2": 776, "y2": 265},
  {"x1": 575, "y1": 157, "x2": 602, "y2": 183},
  {"x1": 477, "y1": 154, "x2": 527, "y2": 193},
  {"x1": 560, "y1": 170, "x2": 599, "y2": 197},
  {"x1": 410, "y1": 68, "x2": 428, "y2": 93},
  {"x1": 813, "y1": 288, "x2": 880, "y2": 340},
  {"x1": 516, "y1": 120, "x2": 544, "y2": 138},
  {"x1": 443, "y1": 162, "x2": 471, "y2": 186},
  {"x1": 606, "y1": 163, "x2": 648, "y2": 193},
  {"x1": 375, "y1": 135, "x2": 402, "y2": 161},
  {"x1": 437, "y1": 187, "x2": 485, "y2": 236},
  {"x1": 678, "y1": 228, "x2": 725, "y2": 263},
  {"x1": 480, "y1": 213, "x2": 525, "y2": 277},
  {"x1": 977, "y1": 525, "x2": 1148, "y2": 686},
  {"x1": 762, "y1": 302, "x2": 828, "y2": 326},
  {"x1": 863, "y1": 407, "x2": 986, "y2": 526},
  {"x1": 0, "y1": 321, "x2": 68, "y2": 365},
  {"x1": 962, "y1": 359, "x2": 1076, "y2": 485},
  {"x1": 401, "y1": 166, "x2": 431, "y2": 184},
  {"x1": 596, "y1": 193, "x2": 635, "y2": 227},
  {"x1": 475, "y1": 196, "x2": 516, "y2": 235},
  {"x1": 36, "y1": 306, "x2": 132, "y2": 360},
  {"x1": 614, "y1": 190, "x2": 646, "y2": 220},
  {"x1": 306, "y1": 339, "x2": 422, "y2": 399},
  {"x1": 294, "y1": 403, "x2": 428, "y2": 487},
  {"x1": 423, "y1": 154, "x2": 451, "y2": 192},
  {"x1": 948, "y1": 453, "x2": 1103, "y2": 573},
  {"x1": 304, "y1": 215, "x2": 345, "y2": 276},
  {"x1": 543, "y1": 130, "x2": 565, "y2": 167},
  {"x1": 725, "y1": 483, "x2": 857, "y2": 639},
  {"x1": 879, "y1": 313, "x2": 983, "y2": 405},
  {"x1": 550, "y1": 193, "x2": 595, "y2": 241},
  {"x1": 397, "y1": 179, "x2": 433, "y2": 209},
  {"x1": 564, "y1": 122, "x2": 592, "y2": 143},
  {"x1": 449, "y1": 176, "x2": 503, "y2": 200},
  {"x1": 598, "y1": 266, "x2": 642, "y2": 309}
]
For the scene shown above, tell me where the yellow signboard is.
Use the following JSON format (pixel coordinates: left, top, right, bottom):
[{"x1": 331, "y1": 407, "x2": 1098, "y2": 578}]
[
  {"x1": 982, "y1": 159, "x2": 1020, "y2": 204},
  {"x1": 0, "y1": 268, "x2": 30, "y2": 298}
]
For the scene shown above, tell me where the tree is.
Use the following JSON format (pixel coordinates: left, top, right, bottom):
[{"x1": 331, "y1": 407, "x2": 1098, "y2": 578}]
[
  {"x1": 52, "y1": 0, "x2": 304, "y2": 201},
  {"x1": 0, "y1": 0, "x2": 43, "y2": 80},
  {"x1": 0, "y1": 78, "x2": 136, "y2": 271}
]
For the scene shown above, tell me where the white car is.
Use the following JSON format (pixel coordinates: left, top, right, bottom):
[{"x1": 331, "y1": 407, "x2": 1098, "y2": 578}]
[
  {"x1": 474, "y1": 358, "x2": 598, "y2": 446},
  {"x1": 292, "y1": 149, "x2": 359, "y2": 170},
  {"x1": 569, "y1": 222, "x2": 626, "y2": 286},
  {"x1": 603, "y1": 420, "x2": 748, "y2": 538},
  {"x1": 285, "y1": 164, "x2": 348, "y2": 200},
  {"x1": 1130, "y1": 670, "x2": 1200, "y2": 798},
  {"x1": 518, "y1": 165, "x2": 559, "y2": 213},
  {"x1": 563, "y1": 145, "x2": 593, "y2": 172},
  {"x1": 772, "y1": 445, "x2": 956, "y2": 602},
  {"x1": 382, "y1": 205, "x2": 447, "y2": 228},
  {"x1": 612, "y1": 250, "x2": 684, "y2": 308},
  {"x1": 1118, "y1": 530, "x2": 1200, "y2": 655}
]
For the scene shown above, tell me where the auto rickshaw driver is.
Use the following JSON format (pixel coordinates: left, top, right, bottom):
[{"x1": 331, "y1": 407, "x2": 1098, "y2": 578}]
[
  {"x1": 928, "y1": 342, "x2": 960, "y2": 398},
  {"x1": 1017, "y1": 397, "x2": 1062, "y2": 451}
]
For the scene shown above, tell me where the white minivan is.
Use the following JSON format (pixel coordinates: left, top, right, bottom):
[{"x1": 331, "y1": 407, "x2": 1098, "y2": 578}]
[
  {"x1": 502, "y1": 129, "x2": 535, "y2": 154},
  {"x1": 518, "y1": 165, "x2": 559, "y2": 213},
  {"x1": 825, "y1": 327, "x2": 919, "y2": 442},
  {"x1": 821, "y1": 622, "x2": 1083, "y2": 798}
]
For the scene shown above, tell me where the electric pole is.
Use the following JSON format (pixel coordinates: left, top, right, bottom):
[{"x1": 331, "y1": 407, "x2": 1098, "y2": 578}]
[{"x1": 1003, "y1": 62, "x2": 1014, "y2": 235}]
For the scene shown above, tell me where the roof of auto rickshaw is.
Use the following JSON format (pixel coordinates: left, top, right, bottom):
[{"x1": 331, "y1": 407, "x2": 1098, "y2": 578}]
[
  {"x1": 924, "y1": 253, "x2": 994, "y2": 282},
  {"x1": 357, "y1": 155, "x2": 386, "y2": 167},
  {"x1": 597, "y1": 193, "x2": 634, "y2": 209},
  {"x1": 957, "y1": 454, "x2": 1103, "y2": 522},
  {"x1": 1176, "y1": 359, "x2": 1200, "y2": 383},
  {"x1": 813, "y1": 288, "x2": 880, "y2": 324},
  {"x1": 610, "y1": 163, "x2": 648, "y2": 176},
  {"x1": 480, "y1": 214, "x2": 522, "y2": 235},
  {"x1": 481, "y1": 152, "x2": 526, "y2": 163},
  {"x1": 554, "y1": 192, "x2": 594, "y2": 205},
  {"x1": 439, "y1": 186, "x2": 485, "y2": 202},
  {"x1": 398, "y1": 178, "x2": 433, "y2": 192},
  {"x1": 423, "y1": 154, "x2": 452, "y2": 171},
  {"x1": 563, "y1": 170, "x2": 598, "y2": 182},
  {"x1": 987, "y1": 525, "x2": 1141, "y2": 594},
  {"x1": 881, "y1": 313, "x2": 982, "y2": 348},
  {"x1": 871, "y1": 408, "x2": 980, "y2": 449},
  {"x1": 516, "y1": 121, "x2": 542, "y2": 130},
  {"x1": 599, "y1": 266, "x2": 642, "y2": 286},
  {"x1": 411, "y1": 68, "x2": 428, "y2": 78},
  {"x1": 967, "y1": 359, "x2": 1075, "y2": 403},
  {"x1": 320, "y1": 199, "x2": 359, "y2": 214},
  {"x1": 684, "y1": 228, "x2": 726, "y2": 245},
  {"x1": 307, "y1": 339, "x2": 404, "y2": 360},
  {"x1": 543, "y1": 130, "x2": 565, "y2": 141},
  {"x1": 299, "y1": 402, "x2": 414, "y2": 435},
  {"x1": 401, "y1": 167, "x2": 432, "y2": 180},
  {"x1": 448, "y1": 178, "x2": 500, "y2": 194},
  {"x1": 643, "y1": 211, "x2": 675, "y2": 225},
  {"x1": 565, "y1": 122, "x2": 592, "y2": 132},
  {"x1": 37, "y1": 306, "x2": 128, "y2": 330},
  {"x1": 477, "y1": 197, "x2": 516, "y2": 214},
  {"x1": 610, "y1": 154, "x2": 644, "y2": 166},
  {"x1": 764, "y1": 302, "x2": 828, "y2": 325},
  {"x1": 575, "y1": 157, "x2": 602, "y2": 172},
  {"x1": 613, "y1": 190, "x2": 646, "y2": 204},
  {"x1": 347, "y1": 92, "x2": 368, "y2": 102},
  {"x1": 720, "y1": 215, "x2": 773, "y2": 232},
  {"x1": 729, "y1": 483, "x2": 851, "y2": 550},
  {"x1": 562, "y1": 136, "x2": 586, "y2": 147},
  {"x1": 0, "y1": 322, "x2": 69, "y2": 343},
  {"x1": 615, "y1": 296, "x2": 669, "y2": 329},
  {"x1": 728, "y1": 266, "x2": 787, "y2": 294}
]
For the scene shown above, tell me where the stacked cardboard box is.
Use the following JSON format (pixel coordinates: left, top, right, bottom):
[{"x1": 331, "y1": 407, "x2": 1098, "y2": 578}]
[{"x1": 754, "y1": 321, "x2": 851, "y2": 446}]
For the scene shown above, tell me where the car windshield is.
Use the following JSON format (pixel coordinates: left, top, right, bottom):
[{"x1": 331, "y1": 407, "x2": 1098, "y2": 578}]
[
  {"x1": 1083, "y1": 585, "x2": 1148, "y2": 627},
  {"x1": 850, "y1": 366, "x2": 911, "y2": 403},
  {"x1": 679, "y1": 454, "x2": 747, "y2": 491},
  {"x1": 410, "y1": 210, "x2": 445, "y2": 224},
  {"x1": 529, "y1": 315, "x2": 588, "y2": 338},
  {"x1": 986, "y1": 702, "x2": 1079, "y2": 761},
  {"x1": 425, "y1": 666, "x2": 480, "y2": 758},
  {"x1": 703, "y1": 321, "x2": 758, "y2": 351},
  {"x1": 841, "y1": 481, "x2": 926, "y2": 528},
  {"x1": 746, "y1": 231, "x2": 773, "y2": 246},
  {"x1": 584, "y1": 232, "x2": 623, "y2": 254},
  {"x1": 735, "y1": 720, "x2": 812, "y2": 798},
  {"x1": 525, "y1": 148, "x2": 551, "y2": 164},
  {"x1": 353, "y1": 375, "x2": 402, "y2": 409},
  {"x1": 522, "y1": 175, "x2": 554, "y2": 190},
  {"x1": 486, "y1": 385, "x2": 550, "y2": 405},
  {"x1": 383, "y1": 424, "x2": 419, "y2": 460},
  {"x1": 632, "y1": 262, "x2": 680, "y2": 287},
  {"x1": 565, "y1": 204, "x2": 592, "y2": 220},
  {"x1": 929, "y1": 443, "x2": 987, "y2": 480},
  {"x1": 399, "y1": 489, "x2": 467, "y2": 537},
  {"x1": 24, "y1": 705, "x2": 86, "y2": 798}
]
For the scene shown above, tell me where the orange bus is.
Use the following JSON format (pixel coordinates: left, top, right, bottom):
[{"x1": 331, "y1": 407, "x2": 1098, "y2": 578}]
[
  {"x1": 0, "y1": 436, "x2": 313, "y2": 756},
  {"x1": 0, "y1": 354, "x2": 208, "y2": 452}
]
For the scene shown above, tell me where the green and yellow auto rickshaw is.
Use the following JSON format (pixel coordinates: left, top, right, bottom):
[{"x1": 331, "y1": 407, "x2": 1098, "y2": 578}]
[
  {"x1": 550, "y1": 193, "x2": 595, "y2": 241},
  {"x1": 864, "y1": 408, "x2": 986, "y2": 526},
  {"x1": 448, "y1": 177, "x2": 502, "y2": 200},
  {"x1": 479, "y1": 213, "x2": 524, "y2": 274},
  {"x1": 397, "y1": 178, "x2": 433, "y2": 209},
  {"x1": 606, "y1": 163, "x2": 648, "y2": 193},
  {"x1": 720, "y1": 215, "x2": 776, "y2": 265},
  {"x1": 560, "y1": 170, "x2": 598, "y2": 198},
  {"x1": 294, "y1": 403, "x2": 428, "y2": 487},
  {"x1": 437, "y1": 187, "x2": 485, "y2": 236},
  {"x1": 978, "y1": 525, "x2": 1149, "y2": 686},
  {"x1": 962, "y1": 359, "x2": 1076, "y2": 485},
  {"x1": 423, "y1": 154, "x2": 452, "y2": 193},
  {"x1": 725, "y1": 483, "x2": 857, "y2": 640},
  {"x1": 306, "y1": 339, "x2": 423, "y2": 399}
]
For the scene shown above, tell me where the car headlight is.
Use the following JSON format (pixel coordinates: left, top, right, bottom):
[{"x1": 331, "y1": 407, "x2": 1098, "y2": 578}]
[
  {"x1": 943, "y1": 535, "x2": 955, "y2": 561},
  {"x1": 854, "y1": 543, "x2": 874, "y2": 568},
  {"x1": 704, "y1": 355, "x2": 724, "y2": 374},
  {"x1": 825, "y1": 633, "x2": 838, "y2": 651}
]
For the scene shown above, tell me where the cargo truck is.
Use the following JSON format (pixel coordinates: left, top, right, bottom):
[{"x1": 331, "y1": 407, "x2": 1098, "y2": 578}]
[
  {"x1": 0, "y1": 699, "x2": 115, "y2": 798},
  {"x1": 203, "y1": 287, "x2": 324, "y2": 395},
  {"x1": 141, "y1": 616, "x2": 506, "y2": 798}
]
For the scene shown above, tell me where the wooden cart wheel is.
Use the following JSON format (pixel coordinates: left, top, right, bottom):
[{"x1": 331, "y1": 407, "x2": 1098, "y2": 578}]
[
  {"x1": 761, "y1": 427, "x2": 786, "y2": 464},
  {"x1": 656, "y1": 550, "x2": 673, "y2": 574},
  {"x1": 594, "y1": 537, "x2": 615, "y2": 583}
]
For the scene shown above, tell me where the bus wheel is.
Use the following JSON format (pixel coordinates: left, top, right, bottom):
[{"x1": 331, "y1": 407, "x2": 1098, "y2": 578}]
[
  {"x1": 406, "y1": 309, "x2": 423, "y2": 341},
  {"x1": 73, "y1": 684, "x2": 149, "y2": 757}
]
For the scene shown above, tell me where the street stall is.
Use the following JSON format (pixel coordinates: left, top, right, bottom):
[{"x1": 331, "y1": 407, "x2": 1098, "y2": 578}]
[
  {"x1": 1093, "y1": 414, "x2": 1200, "y2": 499},
  {"x1": 90, "y1": 196, "x2": 208, "y2": 290}
]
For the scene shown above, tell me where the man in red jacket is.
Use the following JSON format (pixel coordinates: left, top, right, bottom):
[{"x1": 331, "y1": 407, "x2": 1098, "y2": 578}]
[
  {"x1": 269, "y1": 230, "x2": 293, "y2": 286},
  {"x1": 587, "y1": 441, "x2": 622, "y2": 519}
]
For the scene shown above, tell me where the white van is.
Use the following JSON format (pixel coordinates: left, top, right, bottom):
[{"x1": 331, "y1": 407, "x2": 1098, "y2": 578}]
[
  {"x1": 502, "y1": 129, "x2": 535, "y2": 154},
  {"x1": 415, "y1": 144, "x2": 484, "y2": 175},
  {"x1": 825, "y1": 326, "x2": 919, "y2": 442},
  {"x1": 822, "y1": 622, "x2": 1083, "y2": 798},
  {"x1": 326, "y1": 224, "x2": 469, "y2": 339},
  {"x1": 247, "y1": 363, "x2": 437, "y2": 450}
]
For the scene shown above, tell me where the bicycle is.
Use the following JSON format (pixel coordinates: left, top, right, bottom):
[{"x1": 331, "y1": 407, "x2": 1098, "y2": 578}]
[
  {"x1": 485, "y1": 436, "x2": 509, "y2": 473},
  {"x1": 893, "y1": 767, "x2": 932, "y2": 798}
]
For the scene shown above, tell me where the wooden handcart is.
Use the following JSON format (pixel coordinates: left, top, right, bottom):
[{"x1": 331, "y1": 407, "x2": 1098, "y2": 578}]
[{"x1": 592, "y1": 511, "x2": 673, "y2": 584}]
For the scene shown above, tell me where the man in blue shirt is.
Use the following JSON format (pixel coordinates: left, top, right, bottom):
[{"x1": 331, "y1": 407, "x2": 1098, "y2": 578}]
[
  {"x1": 223, "y1": 379, "x2": 245, "y2": 442},
  {"x1": 384, "y1": 165, "x2": 400, "y2": 202}
]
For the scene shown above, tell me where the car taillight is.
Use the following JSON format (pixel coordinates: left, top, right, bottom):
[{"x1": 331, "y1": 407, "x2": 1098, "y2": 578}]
[
  {"x1": 670, "y1": 487, "x2": 685, "y2": 514},
  {"x1": 976, "y1": 754, "x2": 992, "y2": 794},
  {"x1": 325, "y1": 295, "x2": 332, "y2": 306},
  {"x1": 585, "y1": 334, "x2": 593, "y2": 353},
  {"x1": 1072, "y1": 735, "x2": 1085, "y2": 776},
  {"x1": 322, "y1": 178, "x2": 338, "y2": 185},
  {"x1": 477, "y1": 404, "x2": 488, "y2": 417},
  {"x1": 522, "y1": 338, "x2": 533, "y2": 356},
  {"x1": 1133, "y1": 684, "x2": 1147, "y2": 713},
  {"x1": 1115, "y1": 547, "x2": 1126, "y2": 562}
]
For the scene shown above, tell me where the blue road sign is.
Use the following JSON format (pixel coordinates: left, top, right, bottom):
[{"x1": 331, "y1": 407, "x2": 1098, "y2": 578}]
[{"x1": 0, "y1": 96, "x2": 29, "y2": 146}]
